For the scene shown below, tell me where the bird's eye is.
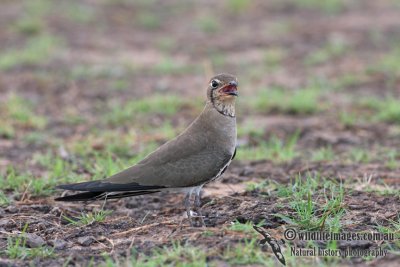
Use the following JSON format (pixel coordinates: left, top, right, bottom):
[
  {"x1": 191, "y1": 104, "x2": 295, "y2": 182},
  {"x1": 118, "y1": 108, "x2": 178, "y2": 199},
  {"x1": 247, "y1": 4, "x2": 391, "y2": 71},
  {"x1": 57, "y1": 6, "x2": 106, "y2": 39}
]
[{"x1": 211, "y1": 80, "x2": 219, "y2": 88}]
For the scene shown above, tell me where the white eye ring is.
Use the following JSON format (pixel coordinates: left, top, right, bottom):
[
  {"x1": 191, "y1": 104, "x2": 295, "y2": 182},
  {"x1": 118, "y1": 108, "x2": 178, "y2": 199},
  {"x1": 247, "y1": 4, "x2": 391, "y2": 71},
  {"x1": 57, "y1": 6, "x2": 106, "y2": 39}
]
[{"x1": 211, "y1": 79, "x2": 219, "y2": 88}]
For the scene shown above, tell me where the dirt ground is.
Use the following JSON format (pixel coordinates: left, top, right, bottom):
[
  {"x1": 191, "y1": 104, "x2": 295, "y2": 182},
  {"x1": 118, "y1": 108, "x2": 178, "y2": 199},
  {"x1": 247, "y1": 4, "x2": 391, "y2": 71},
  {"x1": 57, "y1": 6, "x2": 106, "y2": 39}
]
[{"x1": 0, "y1": 0, "x2": 399, "y2": 266}]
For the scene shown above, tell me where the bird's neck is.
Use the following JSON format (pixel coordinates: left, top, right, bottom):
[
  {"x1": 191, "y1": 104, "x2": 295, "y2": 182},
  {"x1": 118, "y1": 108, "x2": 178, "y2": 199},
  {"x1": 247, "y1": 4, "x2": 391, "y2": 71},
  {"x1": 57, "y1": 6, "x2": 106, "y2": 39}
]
[
  {"x1": 199, "y1": 102, "x2": 237, "y2": 152},
  {"x1": 208, "y1": 99, "x2": 236, "y2": 117}
]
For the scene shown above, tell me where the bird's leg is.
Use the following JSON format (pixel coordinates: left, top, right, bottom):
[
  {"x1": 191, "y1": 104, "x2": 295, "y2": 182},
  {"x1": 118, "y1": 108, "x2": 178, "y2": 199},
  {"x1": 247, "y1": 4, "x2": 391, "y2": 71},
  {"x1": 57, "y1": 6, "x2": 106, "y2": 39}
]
[
  {"x1": 194, "y1": 186, "x2": 205, "y2": 227},
  {"x1": 184, "y1": 191, "x2": 193, "y2": 227}
]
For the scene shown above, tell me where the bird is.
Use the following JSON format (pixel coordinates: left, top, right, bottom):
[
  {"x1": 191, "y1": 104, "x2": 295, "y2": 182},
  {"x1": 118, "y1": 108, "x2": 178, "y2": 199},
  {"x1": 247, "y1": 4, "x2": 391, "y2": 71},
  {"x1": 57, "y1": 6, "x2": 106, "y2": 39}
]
[{"x1": 55, "y1": 73, "x2": 238, "y2": 227}]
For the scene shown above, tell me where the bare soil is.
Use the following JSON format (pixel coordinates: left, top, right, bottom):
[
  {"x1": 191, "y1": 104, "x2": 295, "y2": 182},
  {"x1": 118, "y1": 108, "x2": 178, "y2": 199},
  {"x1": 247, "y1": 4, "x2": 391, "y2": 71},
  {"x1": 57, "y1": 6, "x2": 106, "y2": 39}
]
[{"x1": 0, "y1": 0, "x2": 399, "y2": 266}]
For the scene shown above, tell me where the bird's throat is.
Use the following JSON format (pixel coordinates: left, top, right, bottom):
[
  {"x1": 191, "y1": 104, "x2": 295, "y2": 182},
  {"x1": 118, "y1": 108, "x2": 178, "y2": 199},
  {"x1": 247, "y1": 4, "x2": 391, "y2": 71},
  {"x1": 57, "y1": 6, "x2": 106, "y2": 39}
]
[{"x1": 211, "y1": 99, "x2": 236, "y2": 117}]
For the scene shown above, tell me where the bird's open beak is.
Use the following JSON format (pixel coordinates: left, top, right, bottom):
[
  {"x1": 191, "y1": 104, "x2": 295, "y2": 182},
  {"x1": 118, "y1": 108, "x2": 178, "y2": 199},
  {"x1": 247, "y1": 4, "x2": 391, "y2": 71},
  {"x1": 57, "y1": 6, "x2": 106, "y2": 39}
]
[{"x1": 221, "y1": 81, "x2": 238, "y2": 96}]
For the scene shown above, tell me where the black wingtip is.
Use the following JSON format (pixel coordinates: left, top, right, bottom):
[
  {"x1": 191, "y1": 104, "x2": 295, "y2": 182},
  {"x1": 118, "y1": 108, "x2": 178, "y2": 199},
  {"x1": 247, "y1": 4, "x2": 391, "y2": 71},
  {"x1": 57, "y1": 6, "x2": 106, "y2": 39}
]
[
  {"x1": 55, "y1": 180, "x2": 166, "y2": 192},
  {"x1": 55, "y1": 190, "x2": 159, "y2": 202},
  {"x1": 55, "y1": 191, "x2": 105, "y2": 202},
  {"x1": 56, "y1": 184, "x2": 73, "y2": 190}
]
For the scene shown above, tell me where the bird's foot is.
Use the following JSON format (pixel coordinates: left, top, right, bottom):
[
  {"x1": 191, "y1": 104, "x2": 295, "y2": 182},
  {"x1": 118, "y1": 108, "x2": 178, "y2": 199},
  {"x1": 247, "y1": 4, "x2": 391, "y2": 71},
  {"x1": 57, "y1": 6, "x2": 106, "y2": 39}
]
[
  {"x1": 184, "y1": 190, "x2": 206, "y2": 227},
  {"x1": 192, "y1": 212, "x2": 206, "y2": 227},
  {"x1": 194, "y1": 191, "x2": 206, "y2": 227},
  {"x1": 186, "y1": 210, "x2": 196, "y2": 227},
  {"x1": 185, "y1": 210, "x2": 205, "y2": 227},
  {"x1": 195, "y1": 215, "x2": 206, "y2": 228}
]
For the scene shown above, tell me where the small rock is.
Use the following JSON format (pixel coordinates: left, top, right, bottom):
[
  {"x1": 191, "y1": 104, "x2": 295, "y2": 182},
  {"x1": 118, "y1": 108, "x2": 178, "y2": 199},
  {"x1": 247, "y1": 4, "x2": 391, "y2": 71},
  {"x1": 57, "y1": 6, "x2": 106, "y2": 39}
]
[
  {"x1": 0, "y1": 239, "x2": 7, "y2": 249},
  {"x1": 0, "y1": 259, "x2": 18, "y2": 267},
  {"x1": 24, "y1": 233, "x2": 45, "y2": 248},
  {"x1": 5, "y1": 206, "x2": 18, "y2": 213},
  {"x1": 58, "y1": 145, "x2": 70, "y2": 160},
  {"x1": 49, "y1": 239, "x2": 67, "y2": 250},
  {"x1": 239, "y1": 166, "x2": 254, "y2": 176},
  {"x1": 49, "y1": 207, "x2": 62, "y2": 216},
  {"x1": 77, "y1": 236, "x2": 95, "y2": 246},
  {"x1": 0, "y1": 219, "x2": 9, "y2": 227}
]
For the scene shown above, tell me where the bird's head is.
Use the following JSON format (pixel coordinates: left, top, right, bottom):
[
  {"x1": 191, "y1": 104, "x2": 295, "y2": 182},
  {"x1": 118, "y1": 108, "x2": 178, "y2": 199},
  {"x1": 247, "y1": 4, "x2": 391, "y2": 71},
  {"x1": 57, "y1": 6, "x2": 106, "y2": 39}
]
[{"x1": 207, "y1": 73, "x2": 238, "y2": 117}]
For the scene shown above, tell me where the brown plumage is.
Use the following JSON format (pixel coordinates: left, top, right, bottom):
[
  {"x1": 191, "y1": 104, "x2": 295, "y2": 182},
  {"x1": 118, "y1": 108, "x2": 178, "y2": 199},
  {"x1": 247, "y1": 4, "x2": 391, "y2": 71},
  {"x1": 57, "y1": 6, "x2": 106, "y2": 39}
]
[{"x1": 56, "y1": 73, "x2": 238, "y2": 226}]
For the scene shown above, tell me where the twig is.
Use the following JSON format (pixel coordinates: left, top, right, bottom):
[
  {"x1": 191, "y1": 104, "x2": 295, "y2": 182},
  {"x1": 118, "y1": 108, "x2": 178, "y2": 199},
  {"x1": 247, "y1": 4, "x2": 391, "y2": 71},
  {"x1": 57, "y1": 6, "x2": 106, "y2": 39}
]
[
  {"x1": 19, "y1": 181, "x2": 32, "y2": 202},
  {"x1": 111, "y1": 220, "x2": 175, "y2": 238},
  {"x1": 140, "y1": 211, "x2": 151, "y2": 225},
  {"x1": 100, "y1": 236, "x2": 115, "y2": 253}
]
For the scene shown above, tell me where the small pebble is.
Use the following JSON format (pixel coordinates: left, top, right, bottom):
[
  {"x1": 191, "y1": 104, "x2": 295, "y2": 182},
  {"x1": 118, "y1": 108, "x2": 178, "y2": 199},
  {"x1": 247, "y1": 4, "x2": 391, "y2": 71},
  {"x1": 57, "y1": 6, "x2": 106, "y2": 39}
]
[
  {"x1": 49, "y1": 239, "x2": 67, "y2": 250},
  {"x1": 24, "y1": 233, "x2": 45, "y2": 248},
  {"x1": 77, "y1": 236, "x2": 96, "y2": 246}
]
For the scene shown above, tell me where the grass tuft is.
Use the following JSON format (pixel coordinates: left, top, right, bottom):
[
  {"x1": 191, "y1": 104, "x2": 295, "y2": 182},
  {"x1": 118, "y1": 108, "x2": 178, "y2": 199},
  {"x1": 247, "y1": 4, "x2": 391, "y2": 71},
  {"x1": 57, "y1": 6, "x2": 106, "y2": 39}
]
[
  {"x1": 252, "y1": 86, "x2": 322, "y2": 115},
  {"x1": 196, "y1": 16, "x2": 220, "y2": 33},
  {"x1": 0, "y1": 94, "x2": 47, "y2": 131},
  {"x1": 275, "y1": 174, "x2": 345, "y2": 231},
  {"x1": 226, "y1": 0, "x2": 252, "y2": 13},
  {"x1": 0, "y1": 191, "x2": 11, "y2": 207},
  {"x1": 222, "y1": 238, "x2": 270, "y2": 265},
  {"x1": 63, "y1": 210, "x2": 112, "y2": 226},
  {"x1": 0, "y1": 34, "x2": 59, "y2": 70},
  {"x1": 264, "y1": 47, "x2": 286, "y2": 70},
  {"x1": 376, "y1": 216, "x2": 400, "y2": 252},
  {"x1": 363, "y1": 97, "x2": 400, "y2": 124},
  {"x1": 105, "y1": 95, "x2": 193, "y2": 126},
  {"x1": 305, "y1": 37, "x2": 348, "y2": 65},
  {"x1": 311, "y1": 146, "x2": 335, "y2": 162},
  {"x1": 5, "y1": 224, "x2": 54, "y2": 260},
  {"x1": 128, "y1": 242, "x2": 207, "y2": 267},
  {"x1": 371, "y1": 46, "x2": 400, "y2": 80},
  {"x1": 136, "y1": 12, "x2": 161, "y2": 30},
  {"x1": 293, "y1": 0, "x2": 345, "y2": 14},
  {"x1": 238, "y1": 132, "x2": 299, "y2": 162}
]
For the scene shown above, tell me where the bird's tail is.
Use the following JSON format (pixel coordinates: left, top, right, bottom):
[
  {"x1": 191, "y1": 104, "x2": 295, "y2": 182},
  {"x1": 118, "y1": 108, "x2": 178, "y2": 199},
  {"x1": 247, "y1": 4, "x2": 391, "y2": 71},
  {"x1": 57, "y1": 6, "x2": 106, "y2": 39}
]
[{"x1": 55, "y1": 180, "x2": 164, "y2": 202}]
